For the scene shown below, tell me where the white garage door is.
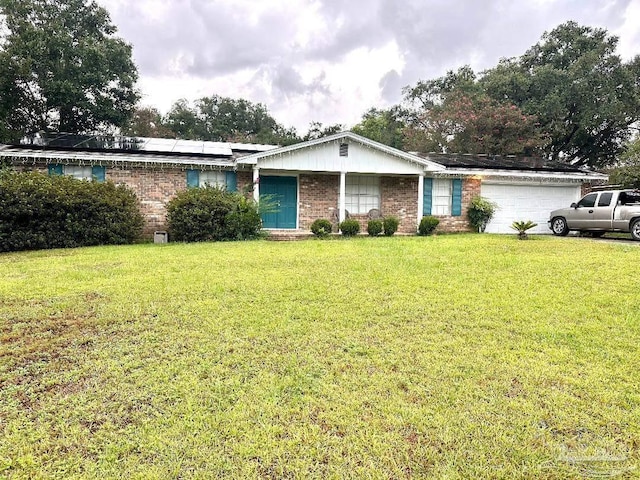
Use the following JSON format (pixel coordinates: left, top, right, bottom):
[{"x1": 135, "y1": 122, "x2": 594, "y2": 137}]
[{"x1": 481, "y1": 183, "x2": 581, "y2": 234}]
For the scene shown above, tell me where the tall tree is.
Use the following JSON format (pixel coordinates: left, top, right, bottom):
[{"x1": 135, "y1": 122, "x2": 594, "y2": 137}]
[
  {"x1": 122, "y1": 106, "x2": 175, "y2": 138},
  {"x1": 608, "y1": 137, "x2": 640, "y2": 188},
  {"x1": 351, "y1": 107, "x2": 406, "y2": 150},
  {"x1": 301, "y1": 121, "x2": 343, "y2": 141},
  {"x1": 163, "y1": 95, "x2": 299, "y2": 145},
  {"x1": 401, "y1": 67, "x2": 542, "y2": 155},
  {"x1": 164, "y1": 99, "x2": 199, "y2": 140},
  {"x1": 0, "y1": 0, "x2": 139, "y2": 142},
  {"x1": 404, "y1": 92, "x2": 543, "y2": 155},
  {"x1": 482, "y1": 21, "x2": 640, "y2": 167}
]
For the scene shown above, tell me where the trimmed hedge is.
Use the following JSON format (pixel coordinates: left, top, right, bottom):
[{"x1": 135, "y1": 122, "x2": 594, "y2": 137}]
[
  {"x1": 418, "y1": 215, "x2": 440, "y2": 236},
  {"x1": 310, "y1": 218, "x2": 332, "y2": 238},
  {"x1": 339, "y1": 218, "x2": 360, "y2": 237},
  {"x1": 167, "y1": 185, "x2": 262, "y2": 242},
  {"x1": 383, "y1": 216, "x2": 399, "y2": 236},
  {"x1": 367, "y1": 219, "x2": 383, "y2": 236},
  {"x1": 0, "y1": 170, "x2": 143, "y2": 252}
]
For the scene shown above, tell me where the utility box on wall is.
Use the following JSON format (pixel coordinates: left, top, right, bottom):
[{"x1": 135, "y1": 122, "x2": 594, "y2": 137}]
[{"x1": 154, "y1": 231, "x2": 168, "y2": 244}]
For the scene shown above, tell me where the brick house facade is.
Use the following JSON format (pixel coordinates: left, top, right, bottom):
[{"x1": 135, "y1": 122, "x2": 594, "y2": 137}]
[{"x1": 1, "y1": 132, "x2": 606, "y2": 236}]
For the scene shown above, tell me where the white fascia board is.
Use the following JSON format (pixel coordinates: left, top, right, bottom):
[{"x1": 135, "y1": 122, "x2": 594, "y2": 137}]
[
  {"x1": 228, "y1": 142, "x2": 279, "y2": 152},
  {"x1": 237, "y1": 131, "x2": 446, "y2": 171},
  {"x1": 434, "y1": 168, "x2": 607, "y2": 181}
]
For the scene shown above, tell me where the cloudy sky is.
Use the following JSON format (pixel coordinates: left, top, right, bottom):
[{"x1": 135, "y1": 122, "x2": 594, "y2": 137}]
[{"x1": 97, "y1": 0, "x2": 640, "y2": 133}]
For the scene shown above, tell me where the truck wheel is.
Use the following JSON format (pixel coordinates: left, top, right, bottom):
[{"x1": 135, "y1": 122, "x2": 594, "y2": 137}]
[
  {"x1": 631, "y1": 219, "x2": 640, "y2": 241},
  {"x1": 551, "y1": 217, "x2": 569, "y2": 236}
]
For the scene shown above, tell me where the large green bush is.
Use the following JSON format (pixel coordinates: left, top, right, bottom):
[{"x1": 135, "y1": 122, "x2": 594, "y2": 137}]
[
  {"x1": 167, "y1": 185, "x2": 262, "y2": 242},
  {"x1": 0, "y1": 170, "x2": 143, "y2": 252},
  {"x1": 468, "y1": 196, "x2": 498, "y2": 232}
]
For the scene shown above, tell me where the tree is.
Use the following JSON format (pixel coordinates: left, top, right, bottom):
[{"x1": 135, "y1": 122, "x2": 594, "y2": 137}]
[
  {"x1": 164, "y1": 99, "x2": 199, "y2": 140},
  {"x1": 403, "y1": 65, "x2": 478, "y2": 114},
  {"x1": 608, "y1": 137, "x2": 640, "y2": 188},
  {"x1": 482, "y1": 21, "x2": 640, "y2": 167},
  {"x1": 401, "y1": 67, "x2": 542, "y2": 155},
  {"x1": 163, "y1": 95, "x2": 299, "y2": 145},
  {"x1": 122, "y1": 106, "x2": 175, "y2": 138},
  {"x1": 0, "y1": 0, "x2": 139, "y2": 142},
  {"x1": 405, "y1": 92, "x2": 543, "y2": 155},
  {"x1": 351, "y1": 107, "x2": 406, "y2": 149},
  {"x1": 301, "y1": 121, "x2": 343, "y2": 141}
]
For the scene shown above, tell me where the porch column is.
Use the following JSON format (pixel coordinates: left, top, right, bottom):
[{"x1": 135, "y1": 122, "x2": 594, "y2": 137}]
[
  {"x1": 253, "y1": 167, "x2": 260, "y2": 202},
  {"x1": 417, "y1": 174, "x2": 424, "y2": 224},
  {"x1": 339, "y1": 172, "x2": 346, "y2": 223}
]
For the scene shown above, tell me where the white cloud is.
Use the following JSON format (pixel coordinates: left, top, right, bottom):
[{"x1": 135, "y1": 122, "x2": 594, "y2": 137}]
[{"x1": 97, "y1": 0, "x2": 640, "y2": 134}]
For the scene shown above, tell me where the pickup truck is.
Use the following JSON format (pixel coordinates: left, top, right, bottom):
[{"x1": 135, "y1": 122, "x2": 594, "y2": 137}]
[{"x1": 548, "y1": 189, "x2": 640, "y2": 240}]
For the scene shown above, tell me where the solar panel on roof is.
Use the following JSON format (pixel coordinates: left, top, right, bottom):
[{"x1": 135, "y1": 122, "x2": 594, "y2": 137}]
[{"x1": 15, "y1": 133, "x2": 273, "y2": 156}]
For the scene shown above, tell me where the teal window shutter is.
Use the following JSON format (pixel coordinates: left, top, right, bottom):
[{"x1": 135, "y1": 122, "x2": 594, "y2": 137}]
[
  {"x1": 186, "y1": 169, "x2": 199, "y2": 187},
  {"x1": 225, "y1": 171, "x2": 237, "y2": 192},
  {"x1": 92, "y1": 166, "x2": 106, "y2": 182},
  {"x1": 423, "y1": 178, "x2": 433, "y2": 215},
  {"x1": 451, "y1": 179, "x2": 462, "y2": 216},
  {"x1": 48, "y1": 164, "x2": 63, "y2": 176}
]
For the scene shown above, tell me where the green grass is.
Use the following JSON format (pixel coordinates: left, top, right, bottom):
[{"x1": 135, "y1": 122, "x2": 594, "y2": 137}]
[{"x1": 1, "y1": 235, "x2": 639, "y2": 478}]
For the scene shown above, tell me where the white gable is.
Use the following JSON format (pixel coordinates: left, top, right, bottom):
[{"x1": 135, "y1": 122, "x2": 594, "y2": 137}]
[{"x1": 252, "y1": 140, "x2": 427, "y2": 174}]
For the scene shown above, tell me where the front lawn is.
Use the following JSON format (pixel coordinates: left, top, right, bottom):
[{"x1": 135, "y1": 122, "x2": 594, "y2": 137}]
[{"x1": 1, "y1": 235, "x2": 638, "y2": 478}]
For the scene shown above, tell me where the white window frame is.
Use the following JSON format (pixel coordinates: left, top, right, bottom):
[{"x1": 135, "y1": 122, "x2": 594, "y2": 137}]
[
  {"x1": 199, "y1": 171, "x2": 226, "y2": 188},
  {"x1": 64, "y1": 165, "x2": 93, "y2": 181},
  {"x1": 345, "y1": 175, "x2": 380, "y2": 214},
  {"x1": 432, "y1": 178, "x2": 452, "y2": 216}
]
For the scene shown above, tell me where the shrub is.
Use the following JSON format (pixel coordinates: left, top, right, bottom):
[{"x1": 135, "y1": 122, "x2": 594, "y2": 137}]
[
  {"x1": 0, "y1": 170, "x2": 143, "y2": 252},
  {"x1": 510, "y1": 220, "x2": 538, "y2": 240},
  {"x1": 310, "y1": 218, "x2": 332, "y2": 238},
  {"x1": 224, "y1": 195, "x2": 263, "y2": 240},
  {"x1": 418, "y1": 215, "x2": 440, "y2": 236},
  {"x1": 339, "y1": 218, "x2": 360, "y2": 237},
  {"x1": 468, "y1": 196, "x2": 498, "y2": 232},
  {"x1": 383, "y1": 216, "x2": 399, "y2": 236},
  {"x1": 167, "y1": 185, "x2": 262, "y2": 242},
  {"x1": 367, "y1": 219, "x2": 383, "y2": 236}
]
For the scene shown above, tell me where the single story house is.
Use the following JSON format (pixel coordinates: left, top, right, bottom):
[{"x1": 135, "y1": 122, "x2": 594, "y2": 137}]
[{"x1": 0, "y1": 131, "x2": 606, "y2": 235}]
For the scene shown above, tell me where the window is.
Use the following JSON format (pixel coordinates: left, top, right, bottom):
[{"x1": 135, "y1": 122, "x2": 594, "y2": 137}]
[
  {"x1": 64, "y1": 165, "x2": 93, "y2": 180},
  {"x1": 339, "y1": 143, "x2": 349, "y2": 157},
  {"x1": 48, "y1": 164, "x2": 105, "y2": 182},
  {"x1": 423, "y1": 178, "x2": 462, "y2": 217},
  {"x1": 199, "y1": 171, "x2": 226, "y2": 188},
  {"x1": 578, "y1": 193, "x2": 597, "y2": 208},
  {"x1": 345, "y1": 176, "x2": 379, "y2": 214},
  {"x1": 186, "y1": 169, "x2": 237, "y2": 191},
  {"x1": 432, "y1": 179, "x2": 452, "y2": 215},
  {"x1": 619, "y1": 191, "x2": 640, "y2": 205},
  {"x1": 597, "y1": 192, "x2": 612, "y2": 207}
]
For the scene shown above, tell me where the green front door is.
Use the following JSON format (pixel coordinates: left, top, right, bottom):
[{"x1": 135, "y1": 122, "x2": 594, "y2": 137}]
[{"x1": 260, "y1": 176, "x2": 297, "y2": 229}]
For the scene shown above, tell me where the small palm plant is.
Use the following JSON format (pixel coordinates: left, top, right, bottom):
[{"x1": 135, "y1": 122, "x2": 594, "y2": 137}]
[{"x1": 511, "y1": 220, "x2": 538, "y2": 240}]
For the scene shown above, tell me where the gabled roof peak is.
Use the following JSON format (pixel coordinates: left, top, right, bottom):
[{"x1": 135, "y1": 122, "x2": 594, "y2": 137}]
[{"x1": 237, "y1": 131, "x2": 446, "y2": 171}]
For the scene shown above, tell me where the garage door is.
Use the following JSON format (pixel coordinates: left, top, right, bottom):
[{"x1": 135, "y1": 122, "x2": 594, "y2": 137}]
[{"x1": 481, "y1": 183, "x2": 581, "y2": 234}]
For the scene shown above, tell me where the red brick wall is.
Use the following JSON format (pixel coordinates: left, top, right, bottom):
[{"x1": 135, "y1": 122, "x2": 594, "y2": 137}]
[
  {"x1": 581, "y1": 181, "x2": 606, "y2": 196},
  {"x1": 237, "y1": 170, "x2": 253, "y2": 197},
  {"x1": 297, "y1": 174, "x2": 420, "y2": 234},
  {"x1": 108, "y1": 167, "x2": 187, "y2": 234},
  {"x1": 299, "y1": 173, "x2": 340, "y2": 229},
  {"x1": 434, "y1": 177, "x2": 480, "y2": 233},
  {"x1": 380, "y1": 176, "x2": 419, "y2": 234}
]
